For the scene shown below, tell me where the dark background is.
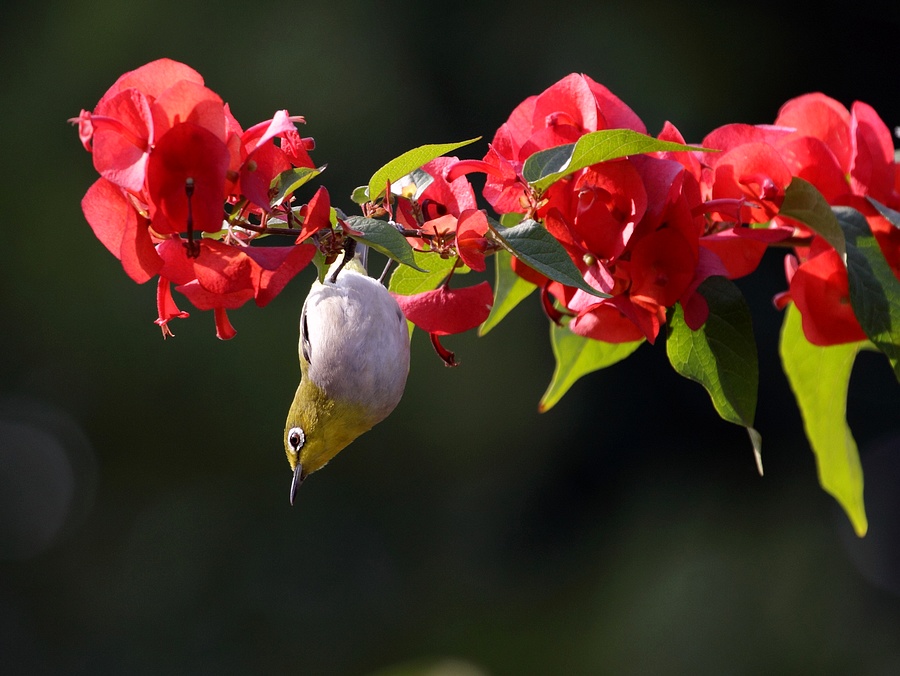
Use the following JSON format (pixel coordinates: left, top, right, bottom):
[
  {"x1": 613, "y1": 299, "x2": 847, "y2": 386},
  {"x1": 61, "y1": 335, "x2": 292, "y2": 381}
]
[{"x1": 3, "y1": 1, "x2": 900, "y2": 674}]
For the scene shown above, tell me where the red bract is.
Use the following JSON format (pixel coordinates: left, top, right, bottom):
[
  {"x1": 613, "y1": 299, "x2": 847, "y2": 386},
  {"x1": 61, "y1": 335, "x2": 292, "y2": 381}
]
[
  {"x1": 393, "y1": 282, "x2": 493, "y2": 365},
  {"x1": 147, "y1": 122, "x2": 231, "y2": 235},
  {"x1": 393, "y1": 282, "x2": 493, "y2": 335},
  {"x1": 81, "y1": 178, "x2": 162, "y2": 283},
  {"x1": 73, "y1": 59, "x2": 322, "y2": 338},
  {"x1": 787, "y1": 239, "x2": 867, "y2": 346},
  {"x1": 455, "y1": 210, "x2": 491, "y2": 272}
]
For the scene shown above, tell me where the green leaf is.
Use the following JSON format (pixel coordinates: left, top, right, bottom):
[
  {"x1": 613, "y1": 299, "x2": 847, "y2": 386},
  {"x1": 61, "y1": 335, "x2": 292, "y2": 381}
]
[
  {"x1": 523, "y1": 129, "x2": 710, "y2": 192},
  {"x1": 540, "y1": 323, "x2": 642, "y2": 412},
  {"x1": 343, "y1": 216, "x2": 426, "y2": 272},
  {"x1": 269, "y1": 165, "x2": 326, "y2": 207},
  {"x1": 367, "y1": 138, "x2": 481, "y2": 202},
  {"x1": 667, "y1": 276, "x2": 762, "y2": 473},
  {"x1": 836, "y1": 205, "x2": 900, "y2": 380},
  {"x1": 869, "y1": 197, "x2": 900, "y2": 229},
  {"x1": 350, "y1": 185, "x2": 370, "y2": 205},
  {"x1": 487, "y1": 218, "x2": 608, "y2": 298},
  {"x1": 780, "y1": 304, "x2": 867, "y2": 536},
  {"x1": 388, "y1": 250, "x2": 457, "y2": 296},
  {"x1": 311, "y1": 249, "x2": 329, "y2": 283},
  {"x1": 479, "y1": 249, "x2": 537, "y2": 336},
  {"x1": 779, "y1": 177, "x2": 847, "y2": 260}
]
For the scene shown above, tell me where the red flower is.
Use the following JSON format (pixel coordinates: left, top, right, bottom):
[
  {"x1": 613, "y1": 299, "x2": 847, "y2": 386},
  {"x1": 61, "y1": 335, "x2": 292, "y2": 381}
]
[{"x1": 73, "y1": 59, "x2": 322, "y2": 337}]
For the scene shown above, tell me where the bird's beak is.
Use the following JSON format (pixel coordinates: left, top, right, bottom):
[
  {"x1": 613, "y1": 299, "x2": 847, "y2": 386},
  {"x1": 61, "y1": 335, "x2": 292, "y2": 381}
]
[{"x1": 290, "y1": 462, "x2": 306, "y2": 505}]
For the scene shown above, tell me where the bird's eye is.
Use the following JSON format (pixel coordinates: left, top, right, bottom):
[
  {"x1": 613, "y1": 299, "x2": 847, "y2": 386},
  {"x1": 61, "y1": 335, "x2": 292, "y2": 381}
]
[{"x1": 287, "y1": 427, "x2": 306, "y2": 455}]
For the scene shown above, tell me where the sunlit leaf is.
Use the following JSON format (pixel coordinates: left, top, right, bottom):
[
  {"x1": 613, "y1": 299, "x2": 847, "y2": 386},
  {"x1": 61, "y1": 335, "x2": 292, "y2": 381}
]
[
  {"x1": 539, "y1": 323, "x2": 642, "y2": 412},
  {"x1": 269, "y1": 165, "x2": 326, "y2": 207},
  {"x1": 367, "y1": 138, "x2": 481, "y2": 202},
  {"x1": 479, "y1": 250, "x2": 536, "y2": 336},
  {"x1": 780, "y1": 303, "x2": 867, "y2": 536},
  {"x1": 388, "y1": 250, "x2": 458, "y2": 296},
  {"x1": 523, "y1": 129, "x2": 710, "y2": 192},
  {"x1": 667, "y1": 276, "x2": 762, "y2": 473}
]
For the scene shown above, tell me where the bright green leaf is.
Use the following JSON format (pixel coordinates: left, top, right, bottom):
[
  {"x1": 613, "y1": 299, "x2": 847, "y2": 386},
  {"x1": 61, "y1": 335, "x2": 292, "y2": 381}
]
[
  {"x1": 523, "y1": 129, "x2": 710, "y2": 192},
  {"x1": 540, "y1": 323, "x2": 642, "y2": 412},
  {"x1": 487, "y1": 218, "x2": 608, "y2": 298},
  {"x1": 479, "y1": 250, "x2": 537, "y2": 336},
  {"x1": 388, "y1": 250, "x2": 457, "y2": 296},
  {"x1": 344, "y1": 216, "x2": 426, "y2": 272},
  {"x1": 779, "y1": 177, "x2": 847, "y2": 260},
  {"x1": 835, "y1": 205, "x2": 900, "y2": 381},
  {"x1": 667, "y1": 276, "x2": 762, "y2": 473},
  {"x1": 367, "y1": 138, "x2": 481, "y2": 202},
  {"x1": 311, "y1": 249, "x2": 329, "y2": 284},
  {"x1": 780, "y1": 304, "x2": 867, "y2": 536},
  {"x1": 350, "y1": 185, "x2": 370, "y2": 205},
  {"x1": 269, "y1": 165, "x2": 326, "y2": 207}
]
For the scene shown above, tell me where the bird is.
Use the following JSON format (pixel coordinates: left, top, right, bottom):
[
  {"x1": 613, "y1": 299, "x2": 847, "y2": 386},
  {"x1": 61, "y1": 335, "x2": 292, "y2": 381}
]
[{"x1": 283, "y1": 248, "x2": 410, "y2": 504}]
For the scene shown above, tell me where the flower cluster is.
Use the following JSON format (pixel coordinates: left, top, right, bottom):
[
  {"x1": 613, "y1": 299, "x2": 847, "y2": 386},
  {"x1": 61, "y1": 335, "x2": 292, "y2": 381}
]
[
  {"x1": 73, "y1": 61, "x2": 900, "y2": 351},
  {"x1": 451, "y1": 73, "x2": 898, "y2": 348},
  {"x1": 72, "y1": 58, "x2": 328, "y2": 338}
]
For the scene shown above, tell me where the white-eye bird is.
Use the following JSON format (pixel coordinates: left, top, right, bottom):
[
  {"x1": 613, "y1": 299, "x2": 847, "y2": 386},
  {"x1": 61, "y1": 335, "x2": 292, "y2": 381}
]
[{"x1": 284, "y1": 251, "x2": 410, "y2": 503}]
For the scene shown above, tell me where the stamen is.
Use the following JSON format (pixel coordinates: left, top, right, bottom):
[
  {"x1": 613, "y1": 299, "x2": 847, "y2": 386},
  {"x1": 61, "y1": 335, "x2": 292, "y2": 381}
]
[{"x1": 183, "y1": 177, "x2": 200, "y2": 258}]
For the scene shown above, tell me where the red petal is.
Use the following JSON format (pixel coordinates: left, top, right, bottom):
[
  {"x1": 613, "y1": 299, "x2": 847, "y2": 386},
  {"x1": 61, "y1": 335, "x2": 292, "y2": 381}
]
[
  {"x1": 241, "y1": 110, "x2": 302, "y2": 154},
  {"x1": 629, "y1": 228, "x2": 697, "y2": 309},
  {"x1": 213, "y1": 307, "x2": 238, "y2": 340},
  {"x1": 393, "y1": 281, "x2": 493, "y2": 335},
  {"x1": 569, "y1": 299, "x2": 646, "y2": 343},
  {"x1": 92, "y1": 88, "x2": 154, "y2": 193},
  {"x1": 152, "y1": 80, "x2": 226, "y2": 143},
  {"x1": 238, "y1": 142, "x2": 291, "y2": 212},
  {"x1": 147, "y1": 122, "x2": 230, "y2": 234},
  {"x1": 455, "y1": 209, "x2": 490, "y2": 272},
  {"x1": 155, "y1": 277, "x2": 190, "y2": 337},
  {"x1": 790, "y1": 246, "x2": 866, "y2": 346},
  {"x1": 175, "y1": 279, "x2": 254, "y2": 311},
  {"x1": 583, "y1": 74, "x2": 647, "y2": 133},
  {"x1": 96, "y1": 58, "x2": 204, "y2": 109},
  {"x1": 429, "y1": 333, "x2": 459, "y2": 367},
  {"x1": 191, "y1": 240, "x2": 254, "y2": 295},
  {"x1": 294, "y1": 186, "x2": 332, "y2": 243},
  {"x1": 850, "y1": 100, "x2": 896, "y2": 201},
  {"x1": 775, "y1": 93, "x2": 852, "y2": 171},
  {"x1": 81, "y1": 178, "x2": 162, "y2": 283},
  {"x1": 156, "y1": 237, "x2": 197, "y2": 285},
  {"x1": 245, "y1": 243, "x2": 317, "y2": 306}
]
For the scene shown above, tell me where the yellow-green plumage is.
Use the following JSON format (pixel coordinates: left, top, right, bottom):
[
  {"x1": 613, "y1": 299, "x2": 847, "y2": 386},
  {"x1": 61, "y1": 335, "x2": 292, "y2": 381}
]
[{"x1": 284, "y1": 257, "x2": 410, "y2": 497}]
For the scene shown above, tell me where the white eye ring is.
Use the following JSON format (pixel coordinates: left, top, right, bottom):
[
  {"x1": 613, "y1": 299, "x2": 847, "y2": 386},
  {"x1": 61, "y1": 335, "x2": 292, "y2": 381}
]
[{"x1": 287, "y1": 427, "x2": 306, "y2": 455}]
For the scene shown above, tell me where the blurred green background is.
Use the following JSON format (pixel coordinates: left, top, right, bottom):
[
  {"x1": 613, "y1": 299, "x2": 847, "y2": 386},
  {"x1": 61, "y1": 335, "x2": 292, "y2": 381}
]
[{"x1": 3, "y1": 1, "x2": 900, "y2": 674}]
